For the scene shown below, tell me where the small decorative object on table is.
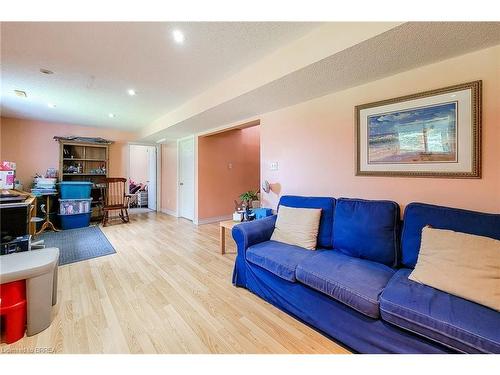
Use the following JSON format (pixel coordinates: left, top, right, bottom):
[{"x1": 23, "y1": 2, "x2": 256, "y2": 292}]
[
  {"x1": 253, "y1": 207, "x2": 273, "y2": 220},
  {"x1": 232, "y1": 199, "x2": 244, "y2": 222}
]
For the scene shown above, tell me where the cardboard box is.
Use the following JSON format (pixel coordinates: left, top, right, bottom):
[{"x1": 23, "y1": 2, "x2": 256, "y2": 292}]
[
  {"x1": 0, "y1": 170, "x2": 15, "y2": 189},
  {"x1": 0, "y1": 161, "x2": 16, "y2": 189},
  {"x1": 0, "y1": 161, "x2": 16, "y2": 171}
]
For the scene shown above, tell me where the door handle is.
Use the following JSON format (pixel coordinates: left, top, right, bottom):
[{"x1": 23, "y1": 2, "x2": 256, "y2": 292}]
[{"x1": 179, "y1": 182, "x2": 184, "y2": 186}]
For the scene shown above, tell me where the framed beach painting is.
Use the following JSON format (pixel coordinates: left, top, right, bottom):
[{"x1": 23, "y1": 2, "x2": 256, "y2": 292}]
[{"x1": 355, "y1": 80, "x2": 481, "y2": 178}]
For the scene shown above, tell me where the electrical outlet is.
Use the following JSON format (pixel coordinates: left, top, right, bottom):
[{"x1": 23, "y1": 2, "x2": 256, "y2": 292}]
[{"x1": 270, "y1": 161, "x2": 279, "y2": 171}]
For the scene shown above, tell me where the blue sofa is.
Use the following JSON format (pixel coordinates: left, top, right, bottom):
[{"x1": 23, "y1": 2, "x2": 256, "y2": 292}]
[{"x1": 232, "y1": 196, "x2": 500, "y2": 353}]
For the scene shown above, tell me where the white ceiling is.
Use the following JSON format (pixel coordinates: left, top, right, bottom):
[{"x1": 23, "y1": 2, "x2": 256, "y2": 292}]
[
  {"x1": 0, "y1": 22, "x2": 319, "y2": 130},
  {"x1": 143, "y1": 22, "x2": 500, "y2": 141},
  {"x1": 2, "y1": 22, "x2": 500, "y2": 141}
]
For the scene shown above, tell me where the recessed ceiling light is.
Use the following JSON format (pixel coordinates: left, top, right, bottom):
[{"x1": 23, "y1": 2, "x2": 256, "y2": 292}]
[
  {"x1": 40, "y1": 68, "x2": 54, "y2": 75},
  {"x1": 127, "y1": 89, "x2": 136, "y2": 96},
  {"x1": 108, "y1": 113, "x2": 115, "y2": 118},
  {"x1": 172, "y1": 29, "x2": 185, "y2": 44},
  {"x1": 48, "y1": 103, "x2": 56, "y2": 108},
  {"x1": 451, "y1": 94, "x2": 457, "y2": 98},
  {"x1": 156, "y1": 138, "x2": 166, "y2": 143},
  {"x1": 14, "y1": 90, "x2": 27, "y2": 98}
]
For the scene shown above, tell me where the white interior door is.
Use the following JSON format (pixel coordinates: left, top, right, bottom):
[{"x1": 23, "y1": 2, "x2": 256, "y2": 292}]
[
  {"x1": 147, "y1": 146, "x2": 157, "y2": 210},
  {"x1": 179, "y1": 137, "x2": 195, "y2": 220}
]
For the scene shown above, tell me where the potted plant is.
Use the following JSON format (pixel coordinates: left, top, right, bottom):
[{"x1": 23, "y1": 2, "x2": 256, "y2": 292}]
[
  {"x1": 239, "y1": 190, "x2": 259, "y2": 208},
  {"x1": 239, "y1": 191, "x2": 259, "y2": 221}
]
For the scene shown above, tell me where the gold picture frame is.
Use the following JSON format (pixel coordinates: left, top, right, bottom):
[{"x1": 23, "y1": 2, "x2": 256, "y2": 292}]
[{"x1": 355, "y1": 80, "x2": 481, "y2": 178}]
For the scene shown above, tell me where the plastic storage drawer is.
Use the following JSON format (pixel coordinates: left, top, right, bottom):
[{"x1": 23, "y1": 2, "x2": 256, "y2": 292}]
[
  {"x1": 59, "y1": 212, "x2": 91, "y2": 230},
  {"x1": 58, "y1": 182, "x2": 93, "y2": 199},
  {"x1": 59, "y1": 198, "x2": 92, "y2": 215}
]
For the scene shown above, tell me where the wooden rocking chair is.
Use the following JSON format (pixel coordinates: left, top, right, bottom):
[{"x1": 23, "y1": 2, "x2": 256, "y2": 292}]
[{"x1": 102, "y1": 177, "x2": 131, "y2": 226}]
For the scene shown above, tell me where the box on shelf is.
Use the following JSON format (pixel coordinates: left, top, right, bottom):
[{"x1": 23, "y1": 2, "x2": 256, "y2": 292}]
[
  {"x1": 58, "y1": 181, "x2": 93, "y2": 199},
  {"x1": 59, "y1": 198, "x2": 92, "y2": 215},
  {"x1": 59, "y1": 212, "x2": 91, "y2": 230}
]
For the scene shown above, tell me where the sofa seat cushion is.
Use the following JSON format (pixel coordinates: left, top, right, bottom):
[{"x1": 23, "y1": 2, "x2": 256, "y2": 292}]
[
  {"x1": 380, "y1": 269, "x2": 500, "y2": 353},
  {"x1": 246, "y1": 240, "x2": 321, "y2": 282},
  {"x1": 296, "y1": 251, "x2": 396, "y2": 318}
]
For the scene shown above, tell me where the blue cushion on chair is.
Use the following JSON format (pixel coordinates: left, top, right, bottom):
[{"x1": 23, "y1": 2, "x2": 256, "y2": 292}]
[
  {"x1": 296, "y1": 251, "x2": 396, "y2": 318},
  {"x1": 333, "y1": 198, "x2": 400, "y2": 266},
  {"x1": 278, "y1": 195, "x2": 336, "y2": 248},
  {"x1": 401, "y1": 202, "x2": 500, "y2": 268},
  {"x1": 380, "y1": 269, "x2": 500, "y2": 353},
  {"x1": 246, "y1": 240, "x2": 321, "y2": 282}
]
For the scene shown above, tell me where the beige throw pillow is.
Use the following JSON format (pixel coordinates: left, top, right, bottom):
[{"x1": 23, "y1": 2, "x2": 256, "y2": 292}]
[
  {"x1": 271, "y1": 205, "x2": 322, "y2": 250},
  {"x1": 409, "y1": 226, "x2": 500, "y2": 311}
]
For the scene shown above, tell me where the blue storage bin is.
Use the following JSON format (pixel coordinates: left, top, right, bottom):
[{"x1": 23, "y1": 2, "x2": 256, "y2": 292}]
[
  {"x1": 254, "y1": 208, "x2": 274, "y2": 220},
  {"x1": 59, "y1": 212, "x2": 91, "y2": 230},
  {"x1": 58, "y1": 181, "x2": 93, "y2": 199}
]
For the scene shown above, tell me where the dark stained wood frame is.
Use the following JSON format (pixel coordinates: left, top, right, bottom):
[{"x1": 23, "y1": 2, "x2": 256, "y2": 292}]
[
  {"x1": 102, "y1": 177, "x2": 131, "y2": 227},
  {"x1": 355, "y1": 80, "x2": 482, "y2": 178}
]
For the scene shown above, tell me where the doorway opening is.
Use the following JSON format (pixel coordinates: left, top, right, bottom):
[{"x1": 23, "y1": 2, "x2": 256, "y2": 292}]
[
  {"x1": 197, "y1": 120, "x2": 260, "y2": 224},
  {"x1": 128, "y1": 144, "x2": 157, "y2": 213}
]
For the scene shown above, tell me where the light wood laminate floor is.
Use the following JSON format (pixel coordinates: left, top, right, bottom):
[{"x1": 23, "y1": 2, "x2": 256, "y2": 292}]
[{"x1": 1, "y1": 212, "x2": 350, "y2": 354}]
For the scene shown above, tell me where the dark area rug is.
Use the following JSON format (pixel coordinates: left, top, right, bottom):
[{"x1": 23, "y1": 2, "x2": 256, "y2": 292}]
[{"x1": 38, "y1": 226, "x2": 116, "y2": 265}]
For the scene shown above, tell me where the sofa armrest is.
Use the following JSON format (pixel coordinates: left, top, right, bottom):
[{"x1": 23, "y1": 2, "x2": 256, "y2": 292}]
[
  {"x1": 231, "y1": 215, "x2": 277, "y2": 287},
  {"x1": 232, "y1": 215, "x2": 277, "y2": 255}
]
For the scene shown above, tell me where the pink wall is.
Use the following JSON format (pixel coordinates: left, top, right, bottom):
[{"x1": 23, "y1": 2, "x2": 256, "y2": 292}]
[
  {"x1": 129, "y1": 145, "x2": 149, "y2": 184},
  {"x1": 198, "y1": 126, "x2": 260, "y2": 219},
  {"x1": 260, "y1": 45, "x2": 500, "y2": 214},
  {"x1": 0, "y1": 117, "x2": 137, "y2": 187},
  {"x1": 160, "y1": 141, "x2": 178, "y2": 213}
]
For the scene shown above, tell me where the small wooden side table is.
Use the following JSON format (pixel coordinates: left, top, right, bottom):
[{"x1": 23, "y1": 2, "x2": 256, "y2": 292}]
[
  {"x1": 219, "y1": 220, "x2": 239, "y2": 255},
  {"x1": 35, "y1": 193, "x2": 60, "y2": 235}
]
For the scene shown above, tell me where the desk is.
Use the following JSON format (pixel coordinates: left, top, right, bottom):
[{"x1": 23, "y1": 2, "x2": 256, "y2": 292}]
[{"x1": 219, "y1": 220, "x2": 239, "y2": 255}]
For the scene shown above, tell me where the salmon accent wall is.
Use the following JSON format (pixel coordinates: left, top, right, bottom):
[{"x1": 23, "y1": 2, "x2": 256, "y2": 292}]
[
  {"x1": 160, "y1": 141, "x2": 178, "y2": 214},
  {"x1": 260, "y1": 45, "x2": 500, "y2": 213},
  {"x1": 198, "y1": 126, "x2": 260, "y2": 219},
  {"x1": 0, "y1": 117, "x2": 137, "y2": 187}
]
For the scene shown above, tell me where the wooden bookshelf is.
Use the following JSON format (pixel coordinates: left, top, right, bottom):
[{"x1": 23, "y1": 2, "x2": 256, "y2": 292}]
[{"x1": 58, "y1": 140, "x2": 110, "y2": 221}]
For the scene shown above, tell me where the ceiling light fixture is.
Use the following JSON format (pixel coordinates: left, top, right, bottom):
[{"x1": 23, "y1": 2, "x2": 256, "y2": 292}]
[
  {"x1": 172, "y1": 29, "x2": 185, "y2": 44},
  {"x1": 127, "y1": 89, "x2": 136, "y2": 96},
  {"x1": 40, "y1": 68, "x2": 54, "y2": 75},
  {"x1": 48, "y1": 103, "x2": 56, "y2": 108},
  {"x1": 108, "y1": 113, "x2": 115, "y2": 118},
  {"x1": 156, "y1": 138, "x2": 167, "y2": 143},
  {"x1": 14, "y1": 90, "x2": 27, "y2": 98}
]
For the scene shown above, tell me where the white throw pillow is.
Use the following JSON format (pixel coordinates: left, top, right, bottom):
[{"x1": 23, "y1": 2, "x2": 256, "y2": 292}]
[
  {"x1": 409, "y1": 226, "x2": 500, "y2": 311},
  {"x1": 271, "y1": 205, "x2": 322, "y2": 250}
]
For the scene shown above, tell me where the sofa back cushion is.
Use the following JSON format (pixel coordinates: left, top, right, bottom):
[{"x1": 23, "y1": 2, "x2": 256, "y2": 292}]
[
  {"x1": 278, "y1": 196, "x2": 336, "y2": 248},
  {"x1": 333, "y1": 198, "x2": 400, "y2": 266},
  {"x1": 401, "y1": 202, "x2": 500, "y2": 269}
]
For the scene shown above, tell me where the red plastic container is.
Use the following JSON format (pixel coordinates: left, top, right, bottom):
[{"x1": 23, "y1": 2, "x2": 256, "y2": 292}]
[{"x1": 0, "y1": 280, "x2": 27, "y2": 344}]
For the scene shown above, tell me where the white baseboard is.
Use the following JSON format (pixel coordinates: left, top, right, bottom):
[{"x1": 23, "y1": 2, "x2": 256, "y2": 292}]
[
  {"x1": 160, "y1": 208, "x2": 179, "y2": 217},
  {"x1": 197, "y1": 214, "x2": 232, "y2": 225}
]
